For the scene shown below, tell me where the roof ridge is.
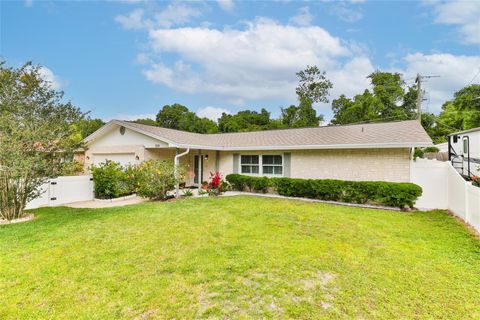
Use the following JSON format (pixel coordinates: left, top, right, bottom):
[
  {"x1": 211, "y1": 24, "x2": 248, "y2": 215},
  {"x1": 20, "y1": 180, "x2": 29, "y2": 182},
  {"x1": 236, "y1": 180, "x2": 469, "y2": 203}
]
[{"x1": 116, "y1": 119, "x2": 419, "y2": 137}]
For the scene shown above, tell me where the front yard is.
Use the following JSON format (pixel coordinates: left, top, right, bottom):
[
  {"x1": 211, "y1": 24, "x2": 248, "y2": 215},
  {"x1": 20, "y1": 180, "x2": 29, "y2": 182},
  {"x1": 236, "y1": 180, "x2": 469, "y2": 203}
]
[{"x1": 0, "y1": 196, "x2": 479, "y2": 319}]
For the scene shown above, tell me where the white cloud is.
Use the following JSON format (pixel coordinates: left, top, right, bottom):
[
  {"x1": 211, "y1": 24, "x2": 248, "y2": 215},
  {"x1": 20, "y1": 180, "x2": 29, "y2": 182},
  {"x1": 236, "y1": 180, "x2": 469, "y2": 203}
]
[
  {"x1": 38, "y1": 66, "x2": 62, "y2": 90},
  {"x1": 289, "y1": 7, "x2": 313, "y2": 26},
  {"x1": 115, "y1": 3, "x2": 201, "y2": 30},
  {"x1": 329, "y1": 4, "x2": 363, "y2": 23},
  {"x1": 115, "y1": 9, "x2": 145, "y2": 30},
  {"x1": 144, "y1": 18, "x2": 353, "y2": 104},
  {"x1": 154, "y1": 3, "x2": 201, "y2": 28},
  {"x1": 428, "y1": 0, "x2": 480, "y2": 44},
  {"x1": 217, "y1": 0, "x2": 235, "y2": 12},
  {"x1": 197, "y1": 106, "x2": 231, "y2": 121},
  {"x1": 24, "y1": 0, "x2": 33, "y2": 7}
]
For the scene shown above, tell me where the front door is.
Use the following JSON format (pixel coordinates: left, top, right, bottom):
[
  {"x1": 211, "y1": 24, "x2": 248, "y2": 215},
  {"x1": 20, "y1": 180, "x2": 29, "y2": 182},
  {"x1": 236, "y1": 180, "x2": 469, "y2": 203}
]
[{"x1": 194, "y1": 155, "x2": 204, "y2": 186}]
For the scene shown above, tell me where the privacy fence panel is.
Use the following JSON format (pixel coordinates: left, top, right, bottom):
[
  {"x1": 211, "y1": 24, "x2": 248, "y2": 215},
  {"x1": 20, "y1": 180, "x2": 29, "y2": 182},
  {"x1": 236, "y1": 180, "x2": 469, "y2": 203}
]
[
  {"x1": 411, "y1": 159, "x2": 480, "y2": 233},
  {"x1": 26, "y1": 175, "x2": 94, "y2": 210}
]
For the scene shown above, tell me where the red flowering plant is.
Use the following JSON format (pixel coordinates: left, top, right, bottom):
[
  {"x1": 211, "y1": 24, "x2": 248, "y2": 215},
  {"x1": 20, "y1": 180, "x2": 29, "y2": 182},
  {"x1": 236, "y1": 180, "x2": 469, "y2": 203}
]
[
  {"x1": 472, "y1": 175, "x2": 480, "y2": 187},
  {"x1": 207, "y1": 171, "x2": 223, "y2": 196}
]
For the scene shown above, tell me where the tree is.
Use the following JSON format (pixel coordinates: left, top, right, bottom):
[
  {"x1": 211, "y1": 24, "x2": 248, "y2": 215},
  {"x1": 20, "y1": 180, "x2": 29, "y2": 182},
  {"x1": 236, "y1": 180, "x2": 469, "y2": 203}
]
[
  {"x1": 280, "y1": 96, "x2": 324, "y2": 128},
  {"x1": 436, "y1": 84, "x2": 480, "y2": 137},
  {"x1": 331, "y1": 71, "x2": 418, "y2": 125},
  {"x1": 133, "y1": 118, "x2": 157, "y2": 126},
  {"x1": 72, "y1": 118, "x2": 104, "y2": 141},
  {"x1": 218, "y1": 108, "x2": 273, "y2": 132},
  {"x1": 0, "y1": 62, "x2": 84, "y2": 220},
  {"x1": 155, "y1": 103, "x2": 218, "y2": 133},
  {"x1": 156, "y1": 103, "x2": 190, "y2": 129},
  {"x1": 296, "y1": 65, "x2": 333, "y2": 103}
]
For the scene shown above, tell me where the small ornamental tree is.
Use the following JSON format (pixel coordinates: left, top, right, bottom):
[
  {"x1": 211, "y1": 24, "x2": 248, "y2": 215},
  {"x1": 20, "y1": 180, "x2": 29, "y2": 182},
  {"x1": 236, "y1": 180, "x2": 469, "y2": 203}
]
[
  {"x1": 0, "y1": 62, "x2": 84, "y2": 220},
  {"x1": 136, "y1": 160, "x2": 185, "y2": 200}
]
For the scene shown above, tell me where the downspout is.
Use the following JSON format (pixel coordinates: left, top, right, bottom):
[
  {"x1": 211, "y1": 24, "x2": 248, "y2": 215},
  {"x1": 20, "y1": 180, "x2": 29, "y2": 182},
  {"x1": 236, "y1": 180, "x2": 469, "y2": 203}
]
[{"x1": 174, "y1": 148, "x2": 190, "y2": 198}]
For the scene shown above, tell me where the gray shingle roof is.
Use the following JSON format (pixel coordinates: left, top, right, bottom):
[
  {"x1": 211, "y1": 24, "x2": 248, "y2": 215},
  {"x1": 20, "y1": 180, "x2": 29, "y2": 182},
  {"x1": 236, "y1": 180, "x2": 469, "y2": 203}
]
[{"x1": 108, "y1": 119, "x2": 432, "y2": 150}]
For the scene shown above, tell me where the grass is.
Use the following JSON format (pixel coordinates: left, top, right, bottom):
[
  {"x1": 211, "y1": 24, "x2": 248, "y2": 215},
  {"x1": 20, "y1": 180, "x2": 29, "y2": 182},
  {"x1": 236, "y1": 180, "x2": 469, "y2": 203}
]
[{"x1": 0, "y1": 196, "x2": 479, "y2": 319}]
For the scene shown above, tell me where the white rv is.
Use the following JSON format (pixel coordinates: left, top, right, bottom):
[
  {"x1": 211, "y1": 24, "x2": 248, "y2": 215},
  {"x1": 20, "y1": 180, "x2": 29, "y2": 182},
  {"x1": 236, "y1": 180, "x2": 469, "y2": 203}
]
[{"x1": 448, "y1": 127, "x2": 480, "y2": 178}]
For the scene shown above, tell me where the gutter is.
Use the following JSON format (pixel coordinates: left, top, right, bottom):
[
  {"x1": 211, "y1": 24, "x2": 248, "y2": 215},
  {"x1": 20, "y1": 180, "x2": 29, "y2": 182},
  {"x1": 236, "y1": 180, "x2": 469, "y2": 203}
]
[{"x1": 174, "y1": 148, "x2": 190, "y2": 198}]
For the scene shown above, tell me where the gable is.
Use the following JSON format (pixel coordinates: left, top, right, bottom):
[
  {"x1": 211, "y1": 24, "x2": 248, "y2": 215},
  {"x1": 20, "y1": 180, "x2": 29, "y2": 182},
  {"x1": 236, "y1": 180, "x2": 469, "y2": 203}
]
[{"x1": 88, "y1": 124, "x2": 169, "y2": 148}]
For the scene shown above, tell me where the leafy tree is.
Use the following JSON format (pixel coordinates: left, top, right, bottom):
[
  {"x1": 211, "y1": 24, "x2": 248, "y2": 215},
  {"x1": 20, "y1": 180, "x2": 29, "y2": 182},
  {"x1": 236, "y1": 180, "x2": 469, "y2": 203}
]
[
  {"x1": 331, "y1": 72, "x2": 418, "y2": 125},
  {"x1": 218, "y1": 108, "x2": 273, "y2": 132},
  {"x1": 156, "y1": 103, "x2": 190, "y2": 129},
  {"x1": 72, "y1": 118, "x2": 104, "y2": 141},
  {"x1": 436, "y1": 84, "x2": 480, "y2": 137},
  {"x1": 296, "y1": 65, "x2": 333, "y2": 103},
  {"x1": 156, "y1": 103, "x2": 218, "y2": 133},
  {"x1": 0, "y1": 62, "x2": 84, "y2": 220},
  {"x1": 133, "y1": 118, "x2": 157, "y2": 126},
  {"x1": 280, "y1": 96, "x2": 324, "y2": 128}
]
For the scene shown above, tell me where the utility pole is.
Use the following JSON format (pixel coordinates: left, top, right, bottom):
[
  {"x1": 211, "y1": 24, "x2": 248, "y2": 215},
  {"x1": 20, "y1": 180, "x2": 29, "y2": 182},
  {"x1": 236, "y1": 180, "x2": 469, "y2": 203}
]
[
  {"x1": 415, "y1": 73, "x2": 422, "y2": 122},
  {"x1": 415, "y1": 74, "x2": 440, "y2": 122}
]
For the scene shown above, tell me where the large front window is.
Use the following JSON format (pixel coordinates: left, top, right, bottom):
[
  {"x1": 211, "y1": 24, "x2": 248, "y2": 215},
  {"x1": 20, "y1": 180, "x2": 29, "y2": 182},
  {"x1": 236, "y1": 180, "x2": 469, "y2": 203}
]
[
  {"x1": 240, "y1": 154, "x2": 283, "y2": 176},
  {"x1": 241, "y1": 155, "x2": 259, "y2": 174},
  {"x1": 262, "y1": 155, "x2": 282, "y2": 175}
]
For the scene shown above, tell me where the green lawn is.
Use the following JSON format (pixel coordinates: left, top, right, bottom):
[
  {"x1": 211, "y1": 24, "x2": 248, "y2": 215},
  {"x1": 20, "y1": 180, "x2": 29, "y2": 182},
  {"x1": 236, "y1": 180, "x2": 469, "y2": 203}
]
[{"x1": 0, "y1": 196, "x2": 479, "y2": 319}]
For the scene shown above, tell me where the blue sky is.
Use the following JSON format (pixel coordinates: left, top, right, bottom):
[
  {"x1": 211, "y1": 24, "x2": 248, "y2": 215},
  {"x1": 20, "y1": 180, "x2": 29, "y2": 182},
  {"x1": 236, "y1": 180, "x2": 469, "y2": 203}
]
[{"x1": 2, "y1": 0, "x2": 479, "y2": 122}]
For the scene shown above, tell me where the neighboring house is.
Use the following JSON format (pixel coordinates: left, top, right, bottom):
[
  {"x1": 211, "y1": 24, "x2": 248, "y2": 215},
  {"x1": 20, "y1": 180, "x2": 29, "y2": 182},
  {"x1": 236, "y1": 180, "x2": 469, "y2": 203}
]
[
  {"x1": 78, "y1": 120, "x2": 432, "y2": 186},
  {"x1": 447, "y1": 127, "x2": 480, "y2": 178}
]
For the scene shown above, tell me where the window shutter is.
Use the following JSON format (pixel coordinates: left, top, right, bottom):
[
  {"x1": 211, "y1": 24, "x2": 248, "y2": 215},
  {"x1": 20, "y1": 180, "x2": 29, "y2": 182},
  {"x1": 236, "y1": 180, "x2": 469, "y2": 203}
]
[
  {"x1": 283, "y1": 153, "x2": 291, "y2": 177},
  {"x1": 233, "y1": 153, "x2": 239, "y2": 173}
]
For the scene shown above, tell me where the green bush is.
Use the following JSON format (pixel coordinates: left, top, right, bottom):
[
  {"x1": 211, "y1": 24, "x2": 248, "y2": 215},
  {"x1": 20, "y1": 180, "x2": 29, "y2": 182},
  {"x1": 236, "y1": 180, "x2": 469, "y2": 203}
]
[
  {"x1": 226, "y1": 174, "x2": 422, "y2": 209},
  {"x1": 91, "y1": 160, "x2": 133, "y2": 199},
  {"x1": 423, "y1": 146, "x2": 440, "y2": 153},
  {"x1": 135, "y1": 160, "x2": 184, "y2": 200}
]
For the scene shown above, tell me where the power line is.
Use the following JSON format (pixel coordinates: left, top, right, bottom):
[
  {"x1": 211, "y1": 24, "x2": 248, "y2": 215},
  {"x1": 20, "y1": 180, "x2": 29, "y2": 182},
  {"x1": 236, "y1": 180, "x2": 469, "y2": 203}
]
[
  {"x1": 466, "y1": 67, "x2": 480, "y2": 86},
  {"x1": 415, "y1": 74, "x2": 440, "y2": 122}
]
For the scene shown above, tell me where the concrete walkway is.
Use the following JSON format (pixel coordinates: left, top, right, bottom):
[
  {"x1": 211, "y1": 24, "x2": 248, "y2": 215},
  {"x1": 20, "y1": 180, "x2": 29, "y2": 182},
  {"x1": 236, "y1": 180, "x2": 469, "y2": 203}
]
[{"x1": 65, "y1": 196, "x2": 147, "y2": 209}]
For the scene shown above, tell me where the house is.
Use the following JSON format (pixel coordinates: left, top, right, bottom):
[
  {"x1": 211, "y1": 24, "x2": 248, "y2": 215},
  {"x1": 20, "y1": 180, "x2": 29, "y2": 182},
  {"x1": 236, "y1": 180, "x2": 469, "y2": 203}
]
[
  {"x1": 447, "y1": 127, "x2": 480, "y2": 178},
  {"x1": 79, "y1": 120, "x2": 432, "y2": 187}
]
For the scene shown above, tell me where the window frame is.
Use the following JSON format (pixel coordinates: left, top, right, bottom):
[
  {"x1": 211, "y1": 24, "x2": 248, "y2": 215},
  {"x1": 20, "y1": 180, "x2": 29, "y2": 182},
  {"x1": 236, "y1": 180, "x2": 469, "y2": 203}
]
[
  {"x1": 239, "y1": 153, "x2": 284, "y2": 177},
  {"x1": 463, "y1": 137, "x2": 469, "y2": 155},
  {"x1": 240, "y1": 155, "x2": 260, "y2": 175}
]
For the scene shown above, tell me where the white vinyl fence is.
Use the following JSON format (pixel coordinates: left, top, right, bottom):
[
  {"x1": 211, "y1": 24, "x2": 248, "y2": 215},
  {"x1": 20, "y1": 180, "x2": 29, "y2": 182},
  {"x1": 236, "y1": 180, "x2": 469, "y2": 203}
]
[
  {"x1": 411, "y1": 159, "x2": 480, "y2": 232},
  {"x1": 26, "y1": 175, "x2": 94, "y2": 210}
]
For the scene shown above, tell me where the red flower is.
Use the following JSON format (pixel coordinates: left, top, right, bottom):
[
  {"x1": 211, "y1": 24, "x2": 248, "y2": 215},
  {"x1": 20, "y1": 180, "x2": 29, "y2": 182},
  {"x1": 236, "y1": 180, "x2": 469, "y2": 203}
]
[{"x1": 209, "y1": 171, "x2": 222, "y2": 189}]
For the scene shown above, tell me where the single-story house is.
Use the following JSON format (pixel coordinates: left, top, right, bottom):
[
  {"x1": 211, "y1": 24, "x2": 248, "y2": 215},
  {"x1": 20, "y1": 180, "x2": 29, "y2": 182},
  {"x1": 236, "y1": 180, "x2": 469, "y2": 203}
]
[{"x1": 78, "y1": 120, "x2": 432, "y2": 186}]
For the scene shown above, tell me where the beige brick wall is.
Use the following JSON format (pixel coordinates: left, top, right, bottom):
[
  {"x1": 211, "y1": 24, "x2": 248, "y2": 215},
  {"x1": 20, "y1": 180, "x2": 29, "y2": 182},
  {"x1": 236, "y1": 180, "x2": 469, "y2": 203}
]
[
  {"x1": 290, "y1": 148, "x2": 411, "y2": 182},
  {"x1": 217, "y1": 148, "x2": 411, "y2": 183}
]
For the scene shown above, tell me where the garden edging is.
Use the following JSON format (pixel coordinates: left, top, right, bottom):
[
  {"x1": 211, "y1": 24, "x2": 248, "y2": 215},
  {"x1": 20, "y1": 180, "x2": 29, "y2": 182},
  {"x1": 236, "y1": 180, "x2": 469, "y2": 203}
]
[
  {"x1": 221, "y1": 191, "x2": 402, "y2": 211},
  {"x1": 94, "y1": 194, "x2": 138, "y2": 203},
  {"x1": 0, "y1": 213, "x2": 35, "y2": 225}
]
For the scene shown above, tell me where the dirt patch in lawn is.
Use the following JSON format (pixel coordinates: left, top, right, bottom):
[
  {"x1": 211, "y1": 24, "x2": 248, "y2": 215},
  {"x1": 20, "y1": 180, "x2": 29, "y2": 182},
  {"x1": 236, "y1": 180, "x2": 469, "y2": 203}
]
[{"x1": 196, "y1": 270, "x2": 338, "y2": 317}]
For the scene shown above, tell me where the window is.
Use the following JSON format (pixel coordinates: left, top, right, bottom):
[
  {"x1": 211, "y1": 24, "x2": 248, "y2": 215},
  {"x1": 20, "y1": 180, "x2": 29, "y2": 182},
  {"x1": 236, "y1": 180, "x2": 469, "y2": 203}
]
[
  {"x1": 241, "y1": 155, "x2": 259, "y2": 174},
  {"x1": 463, "y1": 137, "x2": 469, "y2": 155},
  {"x1": 239, "y1": 154, "x2": 283, "y2": 176},
  {"x1": 262, "y1": 155, "x2": 282, "y2": 175}
]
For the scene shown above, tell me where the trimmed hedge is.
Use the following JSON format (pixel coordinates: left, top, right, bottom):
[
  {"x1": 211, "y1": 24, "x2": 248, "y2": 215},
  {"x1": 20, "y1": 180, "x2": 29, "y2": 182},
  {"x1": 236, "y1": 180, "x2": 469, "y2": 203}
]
[{"x1": 226, "y1": 174, "x2": 422, "y2": 209}]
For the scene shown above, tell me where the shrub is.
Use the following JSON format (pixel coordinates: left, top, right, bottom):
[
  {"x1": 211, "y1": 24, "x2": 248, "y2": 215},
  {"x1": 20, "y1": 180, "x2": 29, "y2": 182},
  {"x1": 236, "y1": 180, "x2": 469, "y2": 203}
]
[
  {"x1": 423, "y1": 146, "x2": 440, "y2": 153},
  {"x1": 59, "y1": 160, "x2": 84, "y2": 176},
  {"x1": 91, "y1": 160, "x2": 132, "y2": 199},
  {"x1": 136, "y1": 160, "x2": 183, "y2": 200},
  {"x1": 226, "y1": 174, "x2": 422, "y2": 209}
]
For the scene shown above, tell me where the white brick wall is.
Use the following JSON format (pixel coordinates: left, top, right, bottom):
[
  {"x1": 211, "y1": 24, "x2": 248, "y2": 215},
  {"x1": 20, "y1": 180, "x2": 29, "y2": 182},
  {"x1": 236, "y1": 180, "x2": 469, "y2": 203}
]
[{"x1": 290, "y1": 148, "x2": 411, "y2": 182}]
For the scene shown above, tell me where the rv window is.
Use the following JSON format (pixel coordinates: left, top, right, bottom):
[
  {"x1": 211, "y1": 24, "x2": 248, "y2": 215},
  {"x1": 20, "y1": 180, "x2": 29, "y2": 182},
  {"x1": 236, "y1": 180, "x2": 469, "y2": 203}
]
[{"x1": 463, "y1": 137, "x2": 468, "y2": 154}]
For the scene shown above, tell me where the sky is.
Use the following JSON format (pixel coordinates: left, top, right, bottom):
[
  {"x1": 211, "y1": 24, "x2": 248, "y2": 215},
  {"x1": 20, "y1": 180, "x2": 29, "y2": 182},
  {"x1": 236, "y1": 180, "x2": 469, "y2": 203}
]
[{"x1": 1, "y1": 0, "x2": 480, "y2": 122}]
